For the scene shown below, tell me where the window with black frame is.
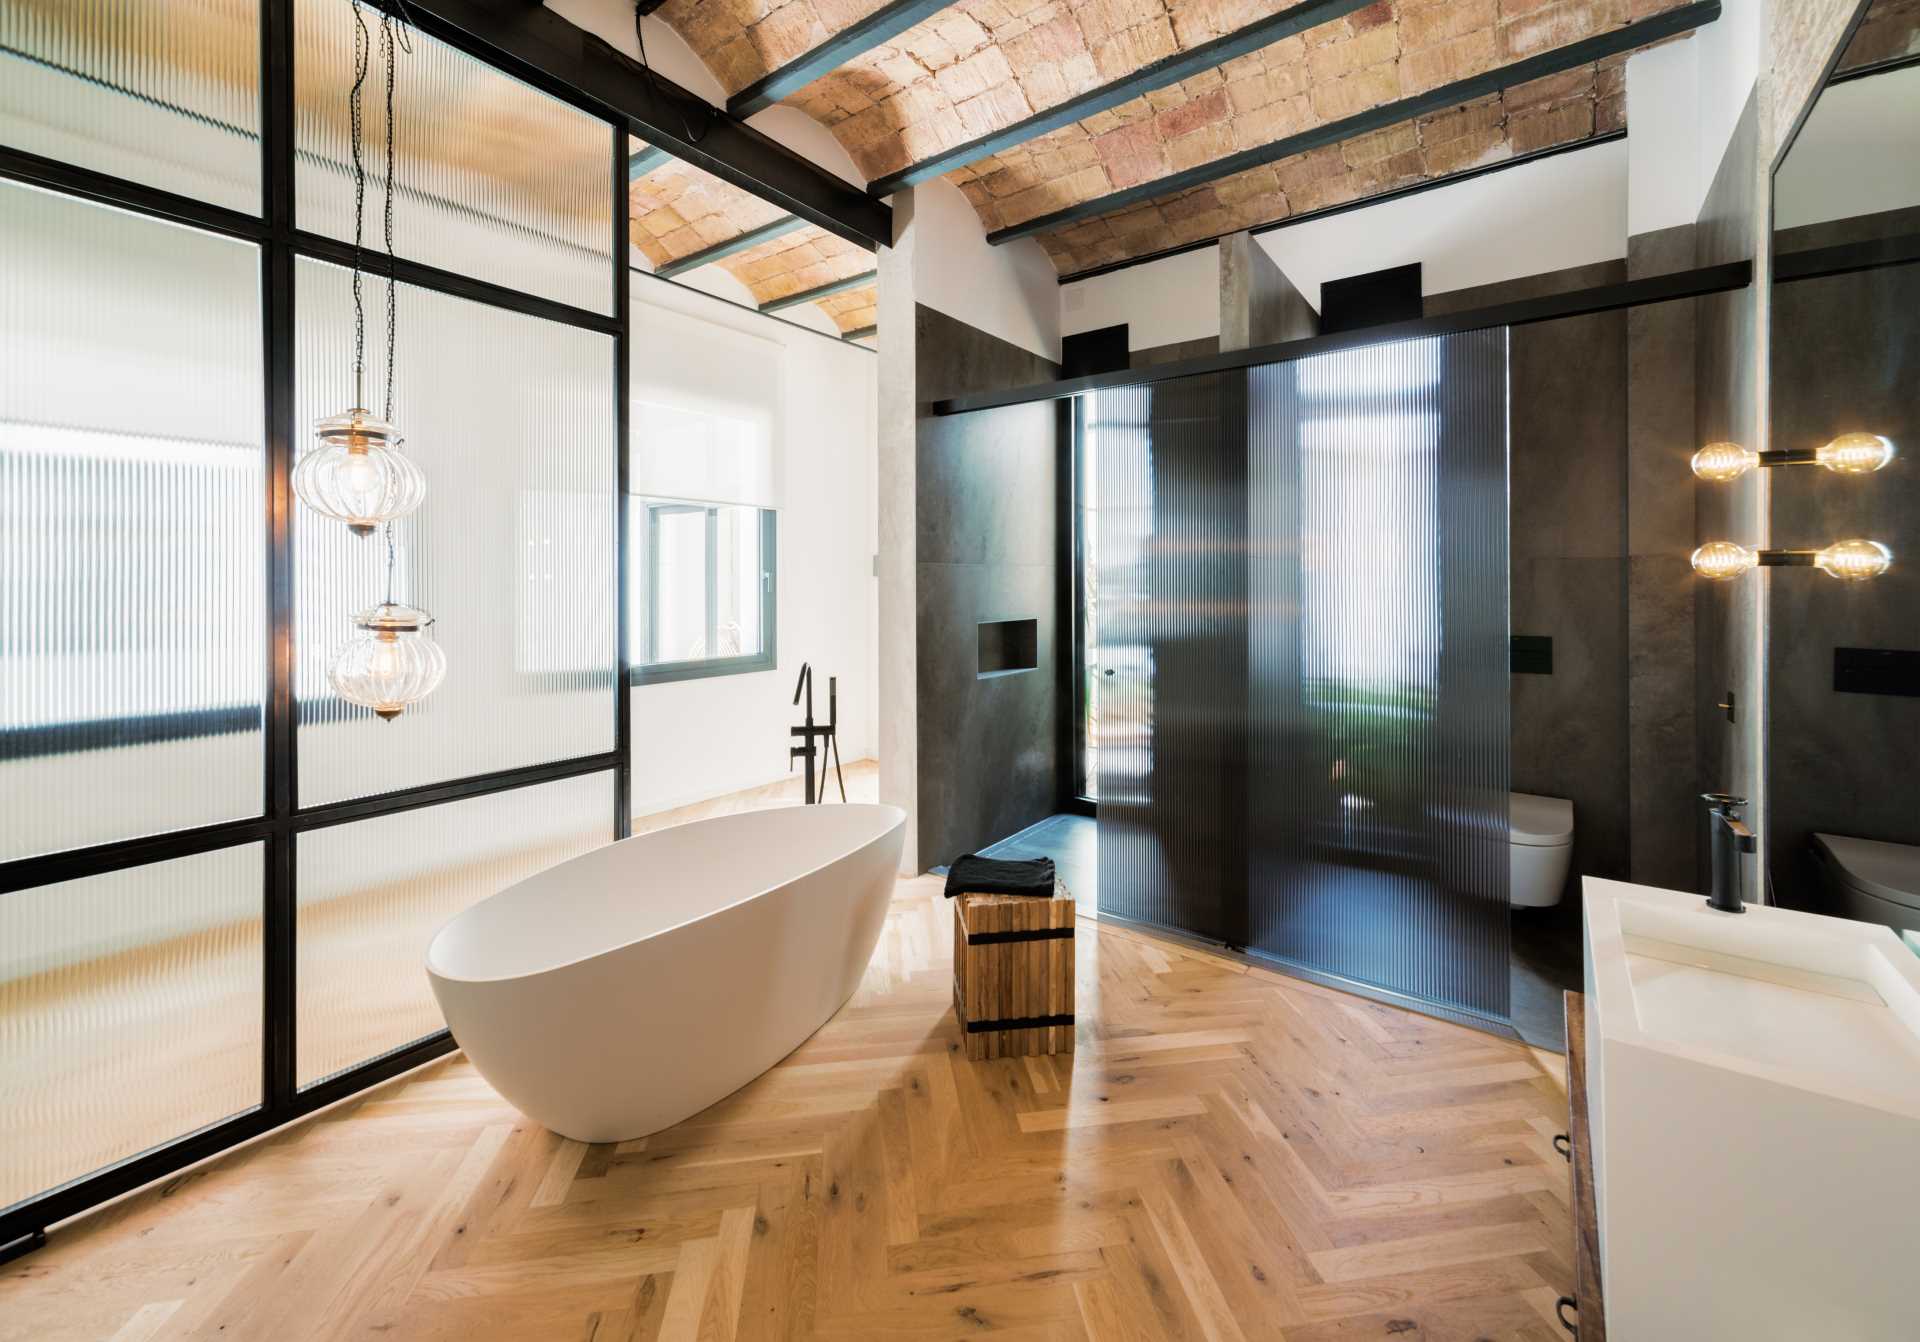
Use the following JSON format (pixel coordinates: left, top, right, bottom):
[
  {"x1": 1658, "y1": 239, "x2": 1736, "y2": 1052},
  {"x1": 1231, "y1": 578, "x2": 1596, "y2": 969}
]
[{"x1": 630, "y1": 498, "x2": 776, "y2": 683}]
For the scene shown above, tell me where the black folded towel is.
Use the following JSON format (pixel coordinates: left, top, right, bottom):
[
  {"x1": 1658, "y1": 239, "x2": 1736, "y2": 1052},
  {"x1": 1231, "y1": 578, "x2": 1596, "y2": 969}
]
[{"x1": 943, "y1": 854, "x2": 1056, "y2": 899}]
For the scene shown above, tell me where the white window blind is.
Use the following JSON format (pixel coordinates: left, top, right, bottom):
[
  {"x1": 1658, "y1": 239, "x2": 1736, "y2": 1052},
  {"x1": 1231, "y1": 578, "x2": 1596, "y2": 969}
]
[{"x1": 631, "y1": 297, "x2": 782, "y2": 509}]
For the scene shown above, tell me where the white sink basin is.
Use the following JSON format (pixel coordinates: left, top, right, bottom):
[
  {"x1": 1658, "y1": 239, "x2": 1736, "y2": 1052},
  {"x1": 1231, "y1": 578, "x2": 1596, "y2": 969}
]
[{"x1": 1585, "y1": 878, "x2": 1920, "y2": 1339}]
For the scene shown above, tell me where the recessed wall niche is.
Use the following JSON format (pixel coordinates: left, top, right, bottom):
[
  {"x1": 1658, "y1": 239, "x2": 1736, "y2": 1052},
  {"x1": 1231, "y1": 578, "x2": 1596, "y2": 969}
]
[{"x1": 977, "y1": 618, "x2": 1038, "y2": 677}]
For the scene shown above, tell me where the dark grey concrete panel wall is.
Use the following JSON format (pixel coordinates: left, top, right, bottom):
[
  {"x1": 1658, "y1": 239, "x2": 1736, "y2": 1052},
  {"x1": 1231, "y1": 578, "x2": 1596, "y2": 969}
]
[
  {"x1": 1627, "y1": 225, "x2": 1701, "y2": 891},
  {"x1": 1766, "y1": 258, "x2": 1920, "y2": 909},
  {"x1": 1220, "y1": 231, "x2": 1318, "y2": 350},
  {"x1": 1131, "y1": 335, "x2": 1219, "y2": 368},
  {"x1": 913, "y1": 304, "x2": 1062, "y2": 868},
  {"x1": 1693, "y1": 91, "x2": 1764, "y2": 892}
]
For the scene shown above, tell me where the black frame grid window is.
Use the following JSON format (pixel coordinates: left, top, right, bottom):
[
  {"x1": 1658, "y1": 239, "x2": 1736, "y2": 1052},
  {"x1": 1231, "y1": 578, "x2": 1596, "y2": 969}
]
[
  {"x1": 0, "y1": 0, "x2": 631, "y2": 1249},
  {"x1": 631, "y1": 501, "x2": 777, "y2": 685}
]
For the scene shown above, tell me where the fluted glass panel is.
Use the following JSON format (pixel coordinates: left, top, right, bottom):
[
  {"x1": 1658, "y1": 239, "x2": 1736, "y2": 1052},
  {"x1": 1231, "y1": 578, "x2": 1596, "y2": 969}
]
[
  {"x1": 1091, "y1": 374, "x2": 1250, "y2": 945},
  {"x1": 0, "y1": 180, "x2": 265, "y2": 862},
  {"x1": 0, "y1": 0, "x2": 260, "y2": 213},
  {"x1": 1091, "y1": 334, "x2": 1509, "y2": 1021},
  {"x1": 294, "y1": 0, "x2": 615, "y2": 313},
  {"x1": 293, "y1": 256, "x2": 617, "y2": 805},
  {"x1": 0, "y1": 844, "x2": 263, "y2": 1212},
  {"x1": 1249, "y1": 332, "x2": 1510, "y2": 1018},
  {"x1": 295, "y1": 772, "x2": 612, "y2": 1088}
]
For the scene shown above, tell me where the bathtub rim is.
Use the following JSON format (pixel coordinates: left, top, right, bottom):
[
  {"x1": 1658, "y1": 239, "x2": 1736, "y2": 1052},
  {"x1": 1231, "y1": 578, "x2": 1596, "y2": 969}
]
[{"x1": 424, "y1": 801, "x2": 907, "y2": 986}]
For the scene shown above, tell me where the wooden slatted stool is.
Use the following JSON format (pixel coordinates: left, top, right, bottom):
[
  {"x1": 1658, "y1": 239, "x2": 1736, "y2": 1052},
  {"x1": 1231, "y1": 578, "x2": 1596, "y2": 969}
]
[{"x1": 951, "y1": 881, "x2": 1076, "y2": 1060}]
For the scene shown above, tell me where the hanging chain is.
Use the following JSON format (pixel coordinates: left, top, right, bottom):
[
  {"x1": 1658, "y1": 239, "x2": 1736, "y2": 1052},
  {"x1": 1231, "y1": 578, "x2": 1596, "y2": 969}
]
[
  {"x1": 347, "y1": 0, "x2": 370, "y2": 408},
  {"x1": 379, "y1": 3, "x2": 411, "y2": 423},
  {"x1": 377, "y1": 2, "x2": 413, "y2": 606}
]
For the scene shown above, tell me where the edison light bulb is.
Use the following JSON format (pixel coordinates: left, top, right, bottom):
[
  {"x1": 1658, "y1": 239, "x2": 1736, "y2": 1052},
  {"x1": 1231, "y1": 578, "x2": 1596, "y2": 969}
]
[
  {"x1": 328, "y1": 603, "x2": 446, "y2": 720},
  {"x1": 1816, "y1": 432, "x2": 1896, "y2": 475},
  {"x1": 1691, "y1": 442, "x2": 1757, "y2": 482},
  {"x1": 1814, "y1": 539, "x2": 1892, "y2": 581},
  {"x1": 293, "y1": 408, "x2": 427, "y2": 536},
  {"x1": 1691, "y1": 541, "x2": 1757, "y2": 580}
]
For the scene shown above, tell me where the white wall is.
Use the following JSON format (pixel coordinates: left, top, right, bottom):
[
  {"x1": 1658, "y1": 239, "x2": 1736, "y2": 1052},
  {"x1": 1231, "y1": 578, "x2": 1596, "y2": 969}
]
[
  {"x1": 1626, "y1": 37, "x2": 1704, "y2": 236},
  {"x1": 1259, "y1": 139, "x2": 1627, "y2": 307},
  {"x1": 1061, "y1": 245, "x2": 1221, "y2": 349},
  {"x1": 1774, "y1": 63, "x2": 1920, "y2": 229},
  {"x1": 627, "y1": 278, "x2": 879, "y2": 817},
  {"x1": 908, "y1": 178, "x2": 1061, "y2": 363},
  {"x1": 1060, "y1": 137, "x2": 1629, "y2": 350},
  {"x1": 1626, "y1": 0, "x2": 1763, "y2": 234}
]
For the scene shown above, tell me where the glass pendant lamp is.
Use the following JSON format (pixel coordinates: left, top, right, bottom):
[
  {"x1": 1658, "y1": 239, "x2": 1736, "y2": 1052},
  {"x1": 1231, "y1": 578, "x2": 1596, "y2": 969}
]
[
  {"x1": 329, "y1": 601, "x2": 447, "y2": 721},
  {"x1": 293, "y1": 408, "x2": 425, "y2": 536},
  {"x1": 316, "y1": 0, "x2": 441, "y2": 720}
]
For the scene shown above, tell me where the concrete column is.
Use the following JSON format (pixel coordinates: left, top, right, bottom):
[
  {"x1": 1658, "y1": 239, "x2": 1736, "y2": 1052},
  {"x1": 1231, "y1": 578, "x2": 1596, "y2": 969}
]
[
  {"x1": 1218, "y1": 230, "x2": 1317, "y2": 350},
  {"x1": 1625, "y1": 225, "x2": 1700, "y2": 890},
  {"x1": 877, "y1": 190, "x2": 919, "y2": 874}
]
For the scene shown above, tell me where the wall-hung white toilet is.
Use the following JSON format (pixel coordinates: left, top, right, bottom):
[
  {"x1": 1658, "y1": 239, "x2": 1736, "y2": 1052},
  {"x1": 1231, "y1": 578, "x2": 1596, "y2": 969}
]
[
  {"x1": 1811, "y1": 832, "x2": 1920, "y2": 935},
  {"x1": 1510, "y1": 792, "x2": 1574, "y2": 907}
]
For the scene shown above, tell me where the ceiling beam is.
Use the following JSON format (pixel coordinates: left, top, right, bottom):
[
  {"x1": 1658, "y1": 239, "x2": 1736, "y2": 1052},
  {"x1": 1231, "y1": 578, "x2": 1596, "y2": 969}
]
[
  {"x1": 935, "y1": 258, "x2": 1751, "y2": 414},
  {"x1": 626, "y1": 145, "x2": 669, "y2": 180},
  {"x1": 729, "y1": 0, "x2": 956, "y2": 118},
  {"x1": 986, "y1": 0, "x2": 1720, "y2": 245},
  {"x1": 404, "y1": 0, "x2": 891, "y2": 249},
  {"x1": 656, "y1": 215, "x2": 811, "y2": 279},
  {"x1": 867, "y1": 0, "x2": 1378, "y2": 197},
  {"x1": 760, "y1": 270, "x2": 877, "y2": 313},
  {"x1": 841, "y1": 324, "x2": 878, "y2": 341}
]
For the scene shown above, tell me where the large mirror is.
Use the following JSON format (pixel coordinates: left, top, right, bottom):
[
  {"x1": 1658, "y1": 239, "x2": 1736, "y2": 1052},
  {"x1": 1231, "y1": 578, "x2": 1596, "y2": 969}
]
[{"x1": 1768, "y1": 0, "x2": 1920, "y2": 950}]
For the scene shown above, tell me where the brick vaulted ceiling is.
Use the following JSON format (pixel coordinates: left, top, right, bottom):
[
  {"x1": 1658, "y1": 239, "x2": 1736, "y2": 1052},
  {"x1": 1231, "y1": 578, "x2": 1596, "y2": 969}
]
[
  {"x1": 630, "y1": 143, "x2": 878, "y2": 332},
  {"x1": 646, "y1": 0, "x2": 1699, "y2": 278}
]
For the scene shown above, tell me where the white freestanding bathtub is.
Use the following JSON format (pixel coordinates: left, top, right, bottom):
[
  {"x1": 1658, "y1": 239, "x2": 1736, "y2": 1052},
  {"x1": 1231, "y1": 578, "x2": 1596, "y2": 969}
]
[{"x1": 426, "y1": 803, "x2": 906, "y2": 1143}]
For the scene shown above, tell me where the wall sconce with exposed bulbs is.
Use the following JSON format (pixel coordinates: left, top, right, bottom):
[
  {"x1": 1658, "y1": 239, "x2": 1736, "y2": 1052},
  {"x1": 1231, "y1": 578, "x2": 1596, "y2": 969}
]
[
  {"x1": 1690, "y1": 539, "x2": 1893, "y2": 581},
  {"x1": 1689, "y1": 432, "x2": 1895, "y2": 582},
  {"x1": 1690, "y1": 432, "x2": 1896, "y2": 481}
]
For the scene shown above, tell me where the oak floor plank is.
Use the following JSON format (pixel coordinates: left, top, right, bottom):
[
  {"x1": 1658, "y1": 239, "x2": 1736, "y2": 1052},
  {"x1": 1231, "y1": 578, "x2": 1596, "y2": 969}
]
[{"x1": 0, "y1": 880, "x2": 1568, "y2": 1341}]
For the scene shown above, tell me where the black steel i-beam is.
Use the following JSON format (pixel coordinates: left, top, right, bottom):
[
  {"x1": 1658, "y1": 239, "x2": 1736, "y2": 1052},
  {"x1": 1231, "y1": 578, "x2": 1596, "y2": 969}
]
[
  {"x1": 984, "y1": 0, "x2": 1721, "y2": 245},
  {"x1": 657, "y1": 214, "x2": 811, "y2": 279},
  {"x1": 728, "y1": 0, "x2": 957, "y2": 117},
  {"x1": 403, "y1": 0, "x2": 891, "y2": 248},
  {"x1": 760, "y1": 269, "x2": 877, "y2": 313},
  {"x1": 866, "y1": 0, "x2": 1380, "y2": 196}
]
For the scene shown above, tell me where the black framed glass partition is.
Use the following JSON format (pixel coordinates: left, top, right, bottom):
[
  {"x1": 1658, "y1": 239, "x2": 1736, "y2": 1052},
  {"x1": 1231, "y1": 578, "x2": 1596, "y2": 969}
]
[{"x1": 0, "y1": 0, "x2": 630, "y2": 1247}]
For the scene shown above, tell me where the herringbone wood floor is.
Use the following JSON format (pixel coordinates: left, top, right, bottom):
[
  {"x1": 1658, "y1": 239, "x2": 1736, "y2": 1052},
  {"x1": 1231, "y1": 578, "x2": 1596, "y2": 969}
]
[{"x1": 0, "y1": 877, "x2": 1573, "y2": 1341}]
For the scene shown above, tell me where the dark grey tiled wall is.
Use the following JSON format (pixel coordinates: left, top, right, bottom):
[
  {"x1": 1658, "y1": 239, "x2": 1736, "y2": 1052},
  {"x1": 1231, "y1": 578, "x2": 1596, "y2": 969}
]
[
  {"x1": 1766, "y1": 257, "x2": 1920, "y2": 909},
  {"x1": 913, "y1": 304, "x2": 1062, "y2": 867},
  {"x1": 1627, "y1": 225, "x2": 1701, "y2": 891}
]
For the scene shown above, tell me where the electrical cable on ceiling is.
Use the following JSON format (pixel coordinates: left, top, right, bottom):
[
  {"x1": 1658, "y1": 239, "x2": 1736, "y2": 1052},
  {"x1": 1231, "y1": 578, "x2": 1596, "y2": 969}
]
[{"x1": 634, "y1": 0, "x2": 712, "y2": 147}]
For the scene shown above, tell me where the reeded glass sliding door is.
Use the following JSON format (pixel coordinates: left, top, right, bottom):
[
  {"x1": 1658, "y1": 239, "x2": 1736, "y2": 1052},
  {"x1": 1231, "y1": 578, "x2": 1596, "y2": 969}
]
[
  {"x1": 1248, "y1": 332, "x2": 1510, "y2": 1020},
  {"x1": 1093, "y1": 331, "x2": 1511, "y2": 1024}
]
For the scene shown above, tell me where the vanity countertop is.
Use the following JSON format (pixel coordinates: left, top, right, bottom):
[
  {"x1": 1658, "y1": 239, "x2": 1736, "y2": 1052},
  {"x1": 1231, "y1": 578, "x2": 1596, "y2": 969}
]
[{"x1": 1583, "y1": 878, "x2": 1920, "y2": 1340}]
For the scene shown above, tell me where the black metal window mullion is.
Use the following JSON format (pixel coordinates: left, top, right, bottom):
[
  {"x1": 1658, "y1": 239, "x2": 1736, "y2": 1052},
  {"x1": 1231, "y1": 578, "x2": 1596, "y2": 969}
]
[
  {"x1": 261, "y1": 0, "x2": 301, "y2": 1119},
  {"x1": 628, "y1": 502, "x2": 778, "y2": 686},
  {"x1": 612, "y1": 125, "x2": 632, "y2": 841},
  {"x1": 0, "y1": 0, "x2": 633, "y2": 1251},
  {"x1": 704, "y1": 506, "x2": 721, "y2": 658}
]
